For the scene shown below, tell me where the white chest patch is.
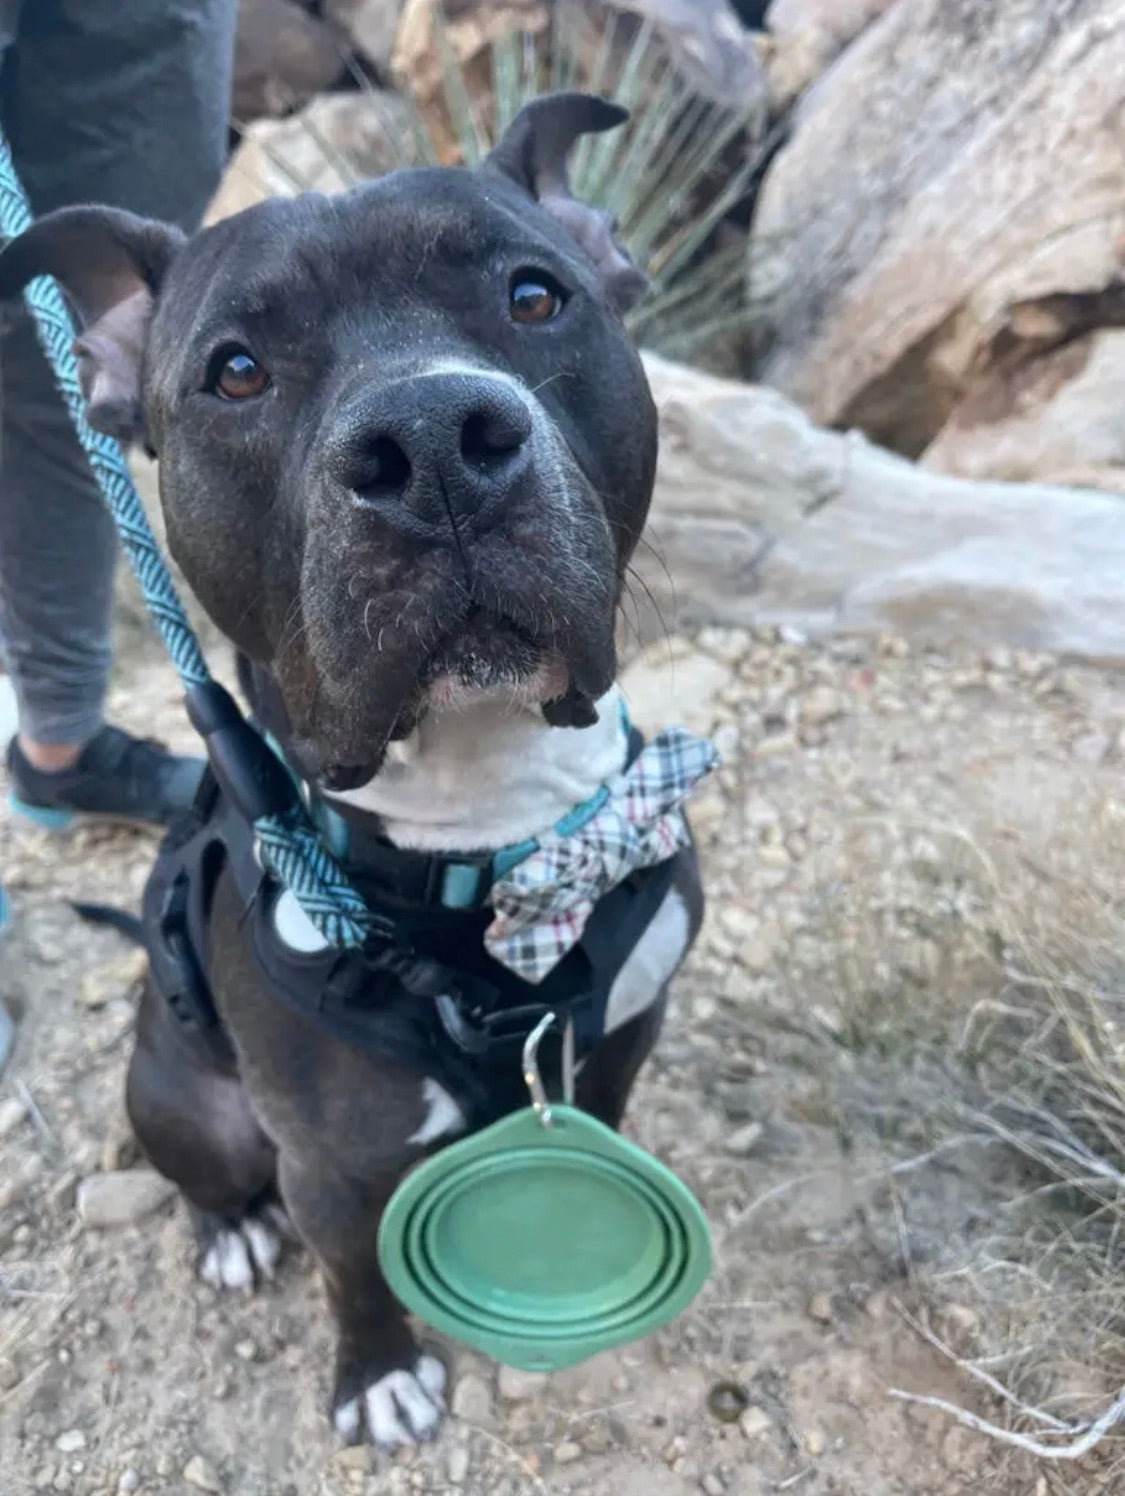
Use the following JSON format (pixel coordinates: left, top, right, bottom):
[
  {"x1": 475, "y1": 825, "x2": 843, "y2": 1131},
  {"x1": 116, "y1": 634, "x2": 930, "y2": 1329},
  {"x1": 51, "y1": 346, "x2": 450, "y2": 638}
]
[
  {"x1": 409, "y1": 1078, "x2": 467, "y2": 1145},
  {"x1": 326, "y1": 687, "x2": 627, "y2": 853}
]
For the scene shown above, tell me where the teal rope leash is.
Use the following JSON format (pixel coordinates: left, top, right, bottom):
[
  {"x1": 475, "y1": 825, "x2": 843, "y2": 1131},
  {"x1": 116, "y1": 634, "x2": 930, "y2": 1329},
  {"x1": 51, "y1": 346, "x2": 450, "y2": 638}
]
[{"x1": 0, "y1": 134, "x2": 373, "y2": 950}]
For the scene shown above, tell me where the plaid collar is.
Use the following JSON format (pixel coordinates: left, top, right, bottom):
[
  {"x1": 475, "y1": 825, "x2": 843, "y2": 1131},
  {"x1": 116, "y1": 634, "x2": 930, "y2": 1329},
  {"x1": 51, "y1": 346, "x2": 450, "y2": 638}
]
[{"x1": 483, "y1": 726, "x2": 720, "y2": 983}]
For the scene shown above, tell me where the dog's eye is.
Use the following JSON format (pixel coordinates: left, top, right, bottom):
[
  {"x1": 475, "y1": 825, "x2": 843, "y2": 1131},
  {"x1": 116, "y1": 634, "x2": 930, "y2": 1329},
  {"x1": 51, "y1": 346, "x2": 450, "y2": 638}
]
[
  {"x1": 209, "y1": 346, "x2": 270, "y2": 401},
  {"x1": 509, "y1": 275, "x2": 563, "y2": 325}
]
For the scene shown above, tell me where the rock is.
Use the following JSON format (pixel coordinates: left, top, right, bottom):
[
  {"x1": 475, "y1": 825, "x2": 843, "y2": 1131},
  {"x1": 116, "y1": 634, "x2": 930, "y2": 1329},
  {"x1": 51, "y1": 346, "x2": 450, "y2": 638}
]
[
  {"x1": 0, "y1": 1154, "x2": 42, "y2": 1210},
  {"x1": 325, "y1": 0, "x2": 404, "y2": 73},
  {"x1": 725, "y1": 1122, "x2": 764, "y2": 1157},
  {"x1": 207, "y1": 91, "x2": 418, "y2": 224},
  {"x1": 762, "y1": 0, "x2": 898, "y2": 103},
  {"x1": 446, "y1": 1444, "x2": 470, "y2": 1484},
  {"x1": 0, "y1": 1096, "x2": 28, "y2": 1138},
  {"x1": 101, "y1": 1127, "x2": 137, "y2": 1175},
  {"x1": 78, "y1": 950, "x2": 148, "y2": 1010},
  {"x1": 55, "y1": 1432, "x2": 87, "y2": 1454},
  {"x1": 751, "y1": 0, "x2": 1125, "y2": 472},
  {"x1": 183, "y1": 1455, "x2": 222, "y2": 1493},
  {"x1": 767, "y1": 0, "x2": 897, "y2": 51},
  {"x1": 701, "y1": 1475, "x2": 726, "y2": 1496},
  {"x1": 451, "y1": 1372, "x2": 494, "y2": 1423},
  {"x1": 116, "y1": 1472, "x2": 141, "y2": 1494},
  {"x1": 799, "y1": 687, "x2": 847, "y2": 726},
  {"x1": 739, "y1": 1405, "x2": 774, "y2": 1440},
  {"x1": 76, "y1": 1170, "x2": 176, "y2": 1229},
  {"x1": 662, "y1": 1435, "x2": 688, "y2": 1464},
  {"x1": 0, "y1": 1356, "x2": 17, "y2": 1391},
  {"x1": 333, "y1": 1447, "x2": 372, "y2": 1473},
  {"x1": 807, "y1": 1291, "x2": 833, "y2": 1324},
  {"x1": 635, "y1": 353, "x2": 1125, "y2": 664},
  {"x1": 620, "y1": 642, "x2": 731, "y2": 736},
  {"x1": 234, "y1": 0, "x2": 346, "y2": 121},
  {"x1": 805, "y1": 1429, "x2": 826, "y2": 1456},
  {"x1": 234, "y1": 1339, "x2": 257, "y2": 1362},
  {"x1": 497, "y1": 1365, "x2": 548, "y2": 1401},
  {"x1": 922, "y1": 329, "x2": 1125, "y2": 493},
  {"x1": 554, "y1": 1441, "x2": 583, "y2": 1465}
]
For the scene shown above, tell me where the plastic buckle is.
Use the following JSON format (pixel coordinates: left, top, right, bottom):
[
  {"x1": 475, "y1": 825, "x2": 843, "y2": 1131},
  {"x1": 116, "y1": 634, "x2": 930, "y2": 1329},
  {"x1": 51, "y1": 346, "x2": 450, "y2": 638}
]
[
  {"x1": 185, "y1": 681, "x2": 296, "y2": 824},
  {"x1": 154, "y1": 877, "x2": 218, "y2": 1037}
]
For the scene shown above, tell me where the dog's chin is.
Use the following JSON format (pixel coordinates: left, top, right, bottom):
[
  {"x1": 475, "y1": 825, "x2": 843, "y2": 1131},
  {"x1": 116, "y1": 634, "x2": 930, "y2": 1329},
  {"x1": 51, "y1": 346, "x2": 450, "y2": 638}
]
[
  {"x1": 307, "y1": 613, "x2": 610, "y2": 790},
  {"x1": 420, "y1": 646, "x2": 569, "y2": 714}
]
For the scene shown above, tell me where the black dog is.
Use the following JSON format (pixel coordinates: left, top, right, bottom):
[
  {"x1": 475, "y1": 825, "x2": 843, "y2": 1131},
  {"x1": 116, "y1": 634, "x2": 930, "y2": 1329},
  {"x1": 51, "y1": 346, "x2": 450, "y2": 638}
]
[{"x1": 0, "y1": 94, "x2": 708, "y2": 1448}]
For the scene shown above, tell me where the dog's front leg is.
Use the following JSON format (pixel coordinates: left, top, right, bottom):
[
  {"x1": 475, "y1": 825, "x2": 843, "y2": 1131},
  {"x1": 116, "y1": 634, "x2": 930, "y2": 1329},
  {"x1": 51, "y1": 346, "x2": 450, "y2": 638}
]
[{"x1": 278, "y1": 1151, "x2": 445, "y2": 1449}]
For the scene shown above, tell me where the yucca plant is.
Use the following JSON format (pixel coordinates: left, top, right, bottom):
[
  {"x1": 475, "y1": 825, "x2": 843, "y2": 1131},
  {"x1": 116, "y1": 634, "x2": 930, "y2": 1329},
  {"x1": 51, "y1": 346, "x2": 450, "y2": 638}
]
[{"x1": 249, "y1": 4, "x2": 775, "y2": 368}]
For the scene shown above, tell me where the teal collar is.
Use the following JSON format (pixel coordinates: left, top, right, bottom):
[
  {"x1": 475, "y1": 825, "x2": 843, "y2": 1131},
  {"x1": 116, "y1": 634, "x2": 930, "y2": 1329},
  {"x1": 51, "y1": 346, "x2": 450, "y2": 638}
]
[{"x1": 263, "y1": 701, "x2": 633, "y2": 912}]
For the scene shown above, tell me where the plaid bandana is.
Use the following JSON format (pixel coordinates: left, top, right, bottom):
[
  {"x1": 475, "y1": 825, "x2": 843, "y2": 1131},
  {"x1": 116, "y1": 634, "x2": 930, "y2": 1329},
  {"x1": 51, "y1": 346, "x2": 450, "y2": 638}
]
[{"x1": 483, "y1": 727, "x2": 720, "y2": 984}]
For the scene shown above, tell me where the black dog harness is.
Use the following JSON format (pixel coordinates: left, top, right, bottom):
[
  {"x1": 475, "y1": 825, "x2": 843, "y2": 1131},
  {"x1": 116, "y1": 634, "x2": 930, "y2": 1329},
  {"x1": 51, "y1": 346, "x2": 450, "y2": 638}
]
[{"x1": 144, "y1": 711, "x2": 680, "y2": 1127}]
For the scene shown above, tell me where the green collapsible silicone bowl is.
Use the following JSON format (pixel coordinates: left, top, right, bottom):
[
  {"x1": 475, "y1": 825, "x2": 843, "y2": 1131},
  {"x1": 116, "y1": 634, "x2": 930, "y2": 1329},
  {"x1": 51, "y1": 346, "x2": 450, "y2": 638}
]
[{"x1": 378, "y1": 1103, "x2": 712, "y2": 1372}]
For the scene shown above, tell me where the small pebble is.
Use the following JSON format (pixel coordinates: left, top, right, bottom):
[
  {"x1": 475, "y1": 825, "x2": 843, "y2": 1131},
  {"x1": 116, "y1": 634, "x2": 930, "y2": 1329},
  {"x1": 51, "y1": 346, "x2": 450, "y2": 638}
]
[
  {"x1": 451, "y1": 1372, "x2": 493, "y2": 1423},
  {"x1": 807, "y1": 1291, "x2": 834, "y2": 1324},
  {"x1": 805, "y1": 1429, "x2": 826, "y2": 1456},
  {"x1": 0, "y1": 1355, "x2": 18, "y2": 1391},
  {"x1": 55, "y1": 1431, "x2": 87, "y2": 1454},
  {"x1": 182, "y1": 1454, "x2": 222, "y2": 1492},
  {"x1": 662, "y1": 1436, "x2": 687, "y2": 1464},
  {"x1": 116, "y1": 1471, "x2": 141, "y2": 1494},
  {"x1": 497, "y1": 1365, "x2": 547, "y2": 1401},
  {"x1": 155, "y1": 1455, "x2": 175, "y2": 1478},
  {"x1": 233, "y1": 1339, "x2": 257, "y2": 1362},
  {"x1": 724, "y1": 1122, "x2": 763, "y2": 1157},
  {"x1": 702, "y1": 1475, "x2": 726, "y2": 1496},
  {"x1": 739, "y1": 1406, "x2": 773, "y2": 1441},
  {"x1": 554, "y1": 1441, "x2": 582, "y2": 1465},
  {"x1": 76, "y1": 1170, "x2": 176, "y2": 1229},
  {"x1": 446, "y1": 1444, "x2": 470, "y2": 1484},
  {"x1": 0, "y1": 1096, "x2": 28, "y2": 1138},
  {"x1": 332, "y1": 1447, "x2": 371, "y2": 1473}
]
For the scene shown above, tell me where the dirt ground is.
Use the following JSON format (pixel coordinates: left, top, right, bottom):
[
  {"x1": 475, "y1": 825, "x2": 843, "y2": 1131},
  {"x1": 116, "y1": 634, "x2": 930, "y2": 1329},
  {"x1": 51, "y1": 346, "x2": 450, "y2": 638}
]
[{"x1": 2, "y1": 615, "x2": 1121, "y2": 1496}]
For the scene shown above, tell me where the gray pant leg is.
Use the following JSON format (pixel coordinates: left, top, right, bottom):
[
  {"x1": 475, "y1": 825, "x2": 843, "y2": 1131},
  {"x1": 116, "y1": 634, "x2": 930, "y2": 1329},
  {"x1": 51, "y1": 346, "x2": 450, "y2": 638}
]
[{"x1": 0, "y1": 0, "x2": 237, "y2": 745}]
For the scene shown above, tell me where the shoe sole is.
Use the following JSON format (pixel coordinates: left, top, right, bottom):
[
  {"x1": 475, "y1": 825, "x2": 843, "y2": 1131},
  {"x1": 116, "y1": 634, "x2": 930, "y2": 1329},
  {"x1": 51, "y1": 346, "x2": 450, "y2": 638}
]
[{"x1": 8, "y1": 792, "x2": 159, "y2": 833}]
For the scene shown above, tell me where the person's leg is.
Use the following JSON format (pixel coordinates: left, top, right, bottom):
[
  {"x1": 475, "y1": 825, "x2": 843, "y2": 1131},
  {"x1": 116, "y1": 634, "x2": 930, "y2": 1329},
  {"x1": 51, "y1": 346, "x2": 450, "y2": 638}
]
[{"x1": 0, "y1": 0, "x2": 238, "y2": 827}]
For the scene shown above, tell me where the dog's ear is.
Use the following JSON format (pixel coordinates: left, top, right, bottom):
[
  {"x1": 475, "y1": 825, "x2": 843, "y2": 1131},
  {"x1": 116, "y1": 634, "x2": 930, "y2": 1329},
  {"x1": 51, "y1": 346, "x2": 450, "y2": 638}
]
[
  {"x1": 485, "y1": 92, "x2": 648, "y2": 314},
  {"x1": 0, "y1": 205, "x2": 183, "y2": 442}
]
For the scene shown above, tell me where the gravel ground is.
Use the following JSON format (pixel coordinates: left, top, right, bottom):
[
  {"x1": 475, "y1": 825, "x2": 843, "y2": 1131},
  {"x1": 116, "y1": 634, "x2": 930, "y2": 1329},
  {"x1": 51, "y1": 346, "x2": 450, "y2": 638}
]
[{"x1": 2, "y1": 619, "x2": 1121, "y2": 1496}]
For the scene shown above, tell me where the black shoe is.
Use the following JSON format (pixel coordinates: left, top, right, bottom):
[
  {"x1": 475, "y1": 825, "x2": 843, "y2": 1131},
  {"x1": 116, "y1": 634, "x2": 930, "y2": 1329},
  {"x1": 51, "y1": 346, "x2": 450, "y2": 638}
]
[{"x1": 7, "y1": 725, "x2": 203, "y2": 830}]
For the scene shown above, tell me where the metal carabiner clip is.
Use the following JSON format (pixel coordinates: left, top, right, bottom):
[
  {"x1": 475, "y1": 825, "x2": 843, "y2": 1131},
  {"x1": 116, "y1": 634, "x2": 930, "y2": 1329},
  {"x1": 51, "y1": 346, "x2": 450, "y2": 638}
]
[{"x1": 521, "y1": 1010, "x2": 576, "y2": 1128}]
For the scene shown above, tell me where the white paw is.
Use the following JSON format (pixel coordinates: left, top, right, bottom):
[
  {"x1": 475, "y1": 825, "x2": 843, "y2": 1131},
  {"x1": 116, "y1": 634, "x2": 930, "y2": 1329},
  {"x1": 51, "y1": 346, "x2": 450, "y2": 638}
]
[
  {"x1": 333, "y1": 1355, "x2": 447, "y2": 1450},
  {"x1": 199, "y1": 1216, "x2": 282, "y2": 1292}
]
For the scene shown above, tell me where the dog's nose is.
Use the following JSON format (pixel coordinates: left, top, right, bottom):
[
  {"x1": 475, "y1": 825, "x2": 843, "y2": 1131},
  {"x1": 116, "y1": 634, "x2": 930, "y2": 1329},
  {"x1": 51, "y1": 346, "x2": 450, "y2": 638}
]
[{"x1": 334, "y1": 372, "x2": 535, "y2": 527}]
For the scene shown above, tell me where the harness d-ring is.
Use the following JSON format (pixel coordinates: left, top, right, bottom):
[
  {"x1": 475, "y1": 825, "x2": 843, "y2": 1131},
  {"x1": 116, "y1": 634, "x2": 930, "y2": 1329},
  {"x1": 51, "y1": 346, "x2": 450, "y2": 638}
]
[{"x1": 522, "y1": 1011, "x2": 576, "y2": 1128}]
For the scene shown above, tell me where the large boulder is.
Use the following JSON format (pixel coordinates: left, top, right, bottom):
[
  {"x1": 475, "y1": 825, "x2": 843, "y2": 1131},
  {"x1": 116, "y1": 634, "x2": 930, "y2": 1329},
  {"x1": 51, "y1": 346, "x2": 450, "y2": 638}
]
[
  {"x1": 636, "y1": 353, "x2": 1125, "y2": 663},
  {"x1": 325, "y1": 0, "x2": 404, "y2": 76},
  {"x1": 748, "y1": 0, "x2": 1125, "y2": 470},
  {"x1": 921, "y1": 328, "x2": 1125, "y2": 494},
  {"x1": 207, "y1": 90, "x2": 416, "y2": 223}
]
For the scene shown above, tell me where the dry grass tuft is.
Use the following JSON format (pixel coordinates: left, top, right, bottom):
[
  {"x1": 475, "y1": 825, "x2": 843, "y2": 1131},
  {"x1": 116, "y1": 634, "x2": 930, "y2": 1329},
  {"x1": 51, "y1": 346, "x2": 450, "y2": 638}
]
[{"x1": 810, "y1": 786, "x2": 1125, "y2": 1481}]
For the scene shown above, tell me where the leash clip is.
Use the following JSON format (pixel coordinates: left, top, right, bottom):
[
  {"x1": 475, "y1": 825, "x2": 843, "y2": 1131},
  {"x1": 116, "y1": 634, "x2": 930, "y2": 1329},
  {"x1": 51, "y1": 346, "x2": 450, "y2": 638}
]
[{"x1": 522, "y1": 1011, "x2": 576, "y2": 1129}]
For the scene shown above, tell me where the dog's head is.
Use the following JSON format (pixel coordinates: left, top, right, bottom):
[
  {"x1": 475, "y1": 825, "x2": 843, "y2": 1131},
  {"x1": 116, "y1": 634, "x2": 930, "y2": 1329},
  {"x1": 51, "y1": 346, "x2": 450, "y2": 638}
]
[{"x1": 0, "y1": 94, "x2": 657, "y2": 788}]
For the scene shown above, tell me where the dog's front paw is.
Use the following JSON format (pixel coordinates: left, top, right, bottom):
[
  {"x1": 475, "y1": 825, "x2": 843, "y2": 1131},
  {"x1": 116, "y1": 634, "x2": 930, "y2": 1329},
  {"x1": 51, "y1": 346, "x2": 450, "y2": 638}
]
[
  {"x1": 333, "y1": 1353, "x2": 446, "y2": 1449},
  {"x1": 193, "y1": 1203, "x2": 291, "y2": 1293}
]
